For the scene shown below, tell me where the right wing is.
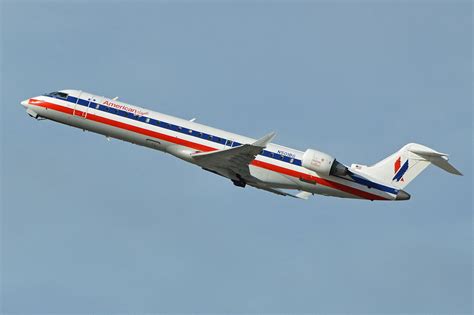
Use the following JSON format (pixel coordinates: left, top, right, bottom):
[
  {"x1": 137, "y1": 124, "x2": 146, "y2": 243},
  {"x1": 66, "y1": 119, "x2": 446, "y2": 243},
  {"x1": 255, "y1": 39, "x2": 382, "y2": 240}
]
[{"x1": 191, "y1": 132, "x2": 312, "y2": 199}]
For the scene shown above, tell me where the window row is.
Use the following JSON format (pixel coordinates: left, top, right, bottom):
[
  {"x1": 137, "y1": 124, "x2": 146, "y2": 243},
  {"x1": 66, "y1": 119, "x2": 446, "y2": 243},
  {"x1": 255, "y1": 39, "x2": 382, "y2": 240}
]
[{"x1": 50, "y1": 93, "x2": 302, "y2": 166}]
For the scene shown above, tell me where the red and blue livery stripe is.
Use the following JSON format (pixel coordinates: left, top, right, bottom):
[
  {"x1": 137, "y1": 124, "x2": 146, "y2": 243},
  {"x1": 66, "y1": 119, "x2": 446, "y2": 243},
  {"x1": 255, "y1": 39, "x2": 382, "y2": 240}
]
[{"x1": 28, "y1": 97, "x2": 394, "y2": 201}]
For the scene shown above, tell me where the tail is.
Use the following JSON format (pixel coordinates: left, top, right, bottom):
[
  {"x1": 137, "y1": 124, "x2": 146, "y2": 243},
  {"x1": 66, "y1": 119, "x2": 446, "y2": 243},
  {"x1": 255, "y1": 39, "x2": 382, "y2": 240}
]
[{"x1": 351, "y1": 143, "x2": 462, "y2": 189}]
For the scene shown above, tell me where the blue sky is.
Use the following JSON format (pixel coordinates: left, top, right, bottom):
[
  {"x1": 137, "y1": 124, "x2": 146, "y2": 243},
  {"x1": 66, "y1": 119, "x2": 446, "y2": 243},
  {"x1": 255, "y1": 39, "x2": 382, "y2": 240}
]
[{"x1": 1, "y1": 1, "x2": 472, "y2": 313}]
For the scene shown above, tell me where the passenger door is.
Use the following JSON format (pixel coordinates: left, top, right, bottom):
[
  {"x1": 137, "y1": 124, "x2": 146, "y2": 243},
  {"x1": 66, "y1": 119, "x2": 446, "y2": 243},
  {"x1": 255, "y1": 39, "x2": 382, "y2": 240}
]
[{"x1": 73, "y1": 92, "x2": 99, "y2": 119}]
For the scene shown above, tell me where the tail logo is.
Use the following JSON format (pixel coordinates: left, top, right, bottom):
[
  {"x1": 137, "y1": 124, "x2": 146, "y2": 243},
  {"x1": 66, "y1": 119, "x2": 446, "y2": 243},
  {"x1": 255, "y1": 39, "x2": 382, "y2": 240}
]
[{"x1": 393, "y1": 156, "x2": 409, "y2": 182}]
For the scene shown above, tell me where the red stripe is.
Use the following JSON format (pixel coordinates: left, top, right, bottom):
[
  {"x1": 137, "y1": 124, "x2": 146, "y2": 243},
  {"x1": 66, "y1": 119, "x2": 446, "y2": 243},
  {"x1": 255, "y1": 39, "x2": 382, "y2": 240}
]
[
  {"x1": 394, "y1": 156, "x2": 401, "y2": 173},
  {"x1": 251, "y1": 160, "x2": 386, "y2": 200},
  {"x1": 31, "y1": 99, "x2": 215, "y2": 152},
  {"x1": 29, "y1": 99, "x2": 388, "y2": 200}
]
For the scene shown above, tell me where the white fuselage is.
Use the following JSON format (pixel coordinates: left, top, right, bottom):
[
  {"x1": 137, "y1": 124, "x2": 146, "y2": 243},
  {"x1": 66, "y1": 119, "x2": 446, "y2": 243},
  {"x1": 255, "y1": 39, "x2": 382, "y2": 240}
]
[{"x1": 21, "y1": 89, "x2": 399, "y2": 201}]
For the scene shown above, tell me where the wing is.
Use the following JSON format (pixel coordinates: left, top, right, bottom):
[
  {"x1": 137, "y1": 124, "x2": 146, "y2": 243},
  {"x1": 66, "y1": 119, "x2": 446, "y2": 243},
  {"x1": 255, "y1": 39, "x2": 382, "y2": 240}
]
[
  {"x1": 191, "y1": 131, "x2": 313, "y2": 199},
  {"x1": 248, "y1": 183, "x2": 313, "y2": 200},
  {"x1": 191, "y1": 131, "x2": 276, "y2": 181}
]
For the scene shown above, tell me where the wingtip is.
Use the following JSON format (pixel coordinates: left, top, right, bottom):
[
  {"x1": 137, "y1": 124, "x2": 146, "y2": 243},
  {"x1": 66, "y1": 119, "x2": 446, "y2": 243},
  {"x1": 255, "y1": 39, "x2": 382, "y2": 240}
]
[
  {"x1": 253, "y1": 131, "x2": 277, "y2": 147},
  {"x1": 295, "y1": 191, "x2": 312, "y2": 200},
  {"x1": 453, "y1": 170, "x2": 463, "y2": 176},
  {"x1": 266, "y1": 131, "x2": 277, "y2": 141}
]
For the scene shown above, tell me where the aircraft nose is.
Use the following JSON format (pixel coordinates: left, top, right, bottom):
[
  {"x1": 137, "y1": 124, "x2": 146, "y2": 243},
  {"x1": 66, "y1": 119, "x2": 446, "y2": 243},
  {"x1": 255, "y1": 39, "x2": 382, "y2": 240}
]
[{"x1": 21, "y1": 99, "x2": 29, "y2": 107}]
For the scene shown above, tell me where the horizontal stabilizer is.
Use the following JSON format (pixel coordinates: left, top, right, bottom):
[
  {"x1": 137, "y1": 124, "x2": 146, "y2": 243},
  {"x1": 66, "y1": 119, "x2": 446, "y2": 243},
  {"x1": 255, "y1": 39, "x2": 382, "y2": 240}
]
[{"x1": 409, "y1": 147, "x2": 462, "y2": 175}]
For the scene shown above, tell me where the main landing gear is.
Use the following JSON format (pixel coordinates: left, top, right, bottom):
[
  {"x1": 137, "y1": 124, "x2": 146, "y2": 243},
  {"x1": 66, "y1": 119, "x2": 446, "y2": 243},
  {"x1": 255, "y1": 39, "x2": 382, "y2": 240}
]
[{"x1": 231, "y1": 174, "x2": 246, "y2": 188}]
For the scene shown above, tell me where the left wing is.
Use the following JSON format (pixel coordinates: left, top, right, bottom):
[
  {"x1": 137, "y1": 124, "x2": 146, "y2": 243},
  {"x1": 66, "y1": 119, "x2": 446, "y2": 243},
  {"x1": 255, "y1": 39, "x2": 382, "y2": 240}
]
[
  {"x1": 248, "y1": 183, "x2": 313, "y2": 200},
  {"x1": 191, "y1": 132, "x2": 276, "y2": 181}
]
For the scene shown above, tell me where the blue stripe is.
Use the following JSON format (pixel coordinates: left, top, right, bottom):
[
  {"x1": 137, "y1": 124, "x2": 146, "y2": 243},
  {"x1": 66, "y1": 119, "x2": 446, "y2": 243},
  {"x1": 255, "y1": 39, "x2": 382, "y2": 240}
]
[
  {"x1": 50, "y1": 94, "x2": 304, "y2": 167},
  {"x1": 49, "y1": 93, "x2": 397, "y2": 195},
  {"x1": 392, "y1": 160, "x2": 409, "y2": 182},
  {"x1": 349, "y1": 174, "x2": 398, "y2": 194}
]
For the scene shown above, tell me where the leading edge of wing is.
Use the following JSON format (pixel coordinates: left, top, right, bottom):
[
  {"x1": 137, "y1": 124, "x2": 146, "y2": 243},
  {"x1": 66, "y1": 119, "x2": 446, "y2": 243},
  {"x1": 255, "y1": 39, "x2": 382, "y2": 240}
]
[
  {"x1": 190, "y1": 131, "x2": 277, "y2": 169},
  {"x1": 191, "y1": 131, "x2": 276, "y2": 160}
]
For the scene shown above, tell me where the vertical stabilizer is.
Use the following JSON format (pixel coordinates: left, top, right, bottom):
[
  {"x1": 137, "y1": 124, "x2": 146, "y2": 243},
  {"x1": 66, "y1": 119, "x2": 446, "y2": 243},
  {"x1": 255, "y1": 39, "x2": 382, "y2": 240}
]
[{"x1": 351, "y1": 143, "x2": 462, "y2": 189}]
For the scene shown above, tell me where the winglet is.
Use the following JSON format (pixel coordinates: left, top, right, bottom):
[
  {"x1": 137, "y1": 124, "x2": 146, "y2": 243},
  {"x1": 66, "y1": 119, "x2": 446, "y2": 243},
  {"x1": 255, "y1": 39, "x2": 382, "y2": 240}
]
[
  {"x1": 295, "y1": 191, "x2": 313, "y2": 200},
  {"x1": 252, "y1": 132, "x2": 276, "y2": 148}
]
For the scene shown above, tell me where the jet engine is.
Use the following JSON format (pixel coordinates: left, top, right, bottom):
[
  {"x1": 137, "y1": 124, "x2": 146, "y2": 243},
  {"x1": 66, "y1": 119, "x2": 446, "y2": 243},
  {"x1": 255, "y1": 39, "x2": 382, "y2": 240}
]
[{"x1": 302, "y1": 149, "x2": 349, "y2": 177}]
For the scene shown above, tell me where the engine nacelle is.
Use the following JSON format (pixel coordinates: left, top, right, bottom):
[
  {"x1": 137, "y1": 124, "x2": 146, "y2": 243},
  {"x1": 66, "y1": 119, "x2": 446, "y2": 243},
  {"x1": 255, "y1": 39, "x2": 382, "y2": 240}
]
[{"x1": 302, "y1": 149, "x2": 348, "y2": 177}]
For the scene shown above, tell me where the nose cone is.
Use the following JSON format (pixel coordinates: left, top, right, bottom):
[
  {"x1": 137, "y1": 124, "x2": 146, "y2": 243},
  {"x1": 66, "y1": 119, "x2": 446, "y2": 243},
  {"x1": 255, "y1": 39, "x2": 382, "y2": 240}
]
[
  {"x1": 21, "y1": 99, "x2": 29, "y2": 107},
  {"x1": 395, "y1": 190, "x2": 411, "y2": 201}
]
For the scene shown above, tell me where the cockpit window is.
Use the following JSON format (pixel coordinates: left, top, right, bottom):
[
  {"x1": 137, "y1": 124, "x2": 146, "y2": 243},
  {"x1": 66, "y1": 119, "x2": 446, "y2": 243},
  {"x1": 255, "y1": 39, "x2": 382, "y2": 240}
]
[{"x1": 45, "y1": 91, "x2": 69, "y2": 99}]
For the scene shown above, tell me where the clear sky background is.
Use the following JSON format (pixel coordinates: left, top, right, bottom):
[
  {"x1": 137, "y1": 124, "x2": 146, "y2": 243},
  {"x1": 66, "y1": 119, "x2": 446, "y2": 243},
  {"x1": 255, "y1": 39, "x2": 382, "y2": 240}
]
[{"x1": 1, "y1": 0, "x2": 472, "y2": 313}]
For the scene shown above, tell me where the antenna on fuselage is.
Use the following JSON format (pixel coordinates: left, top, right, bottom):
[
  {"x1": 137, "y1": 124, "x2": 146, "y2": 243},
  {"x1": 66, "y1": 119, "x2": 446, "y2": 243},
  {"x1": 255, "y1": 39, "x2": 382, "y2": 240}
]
[{"x1": 112, "y1": 96, "x2": 119, "y2": 101}]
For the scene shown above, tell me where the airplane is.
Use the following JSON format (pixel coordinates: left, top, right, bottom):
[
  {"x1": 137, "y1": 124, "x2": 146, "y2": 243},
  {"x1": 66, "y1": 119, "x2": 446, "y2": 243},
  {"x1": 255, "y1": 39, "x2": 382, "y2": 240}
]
[{"x1": 21, "y1": 90, "x2": 462, "y2": 201}]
